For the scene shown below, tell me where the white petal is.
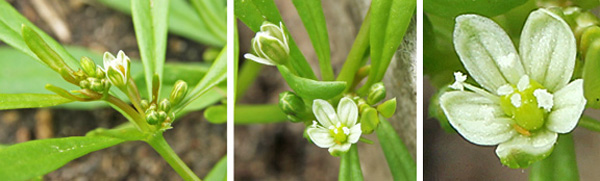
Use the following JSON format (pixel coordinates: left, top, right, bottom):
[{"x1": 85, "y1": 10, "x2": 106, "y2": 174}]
[
  {"x1": 519, "y1": 9, "x2": 576, "y2": 92},
  {"x1": 546, "y1": 79, "x2": 586, "y2": 133},
  {"x1": 440, "y1": 91, "x2": 516, "y2": 145},
  {"x1": 102, "y1": 52, "x2": 116, "y2": 71},
  {"x1": 495, "y1": 129, "x2": 557, "y2": 168},
  {"x1": 347, "y1": 124, "x2": 362, "y2": 144},
  {"x1": 312, "y1": 99, "x2": 339, "y2": 128},
  {"x1": 337, "y1": 97, "x2": 358, "y2": 126},
  {"x1": 328, "y1": 143, "x2": 352, "y2": 154},
  {"x1": 243, "y1": 53, "x2": 276, "y2": 66},
  {"x1": 307, "y1": 127, "x2": 336, "y2": 148},
  {"x1": 453, "y1": 14, "x2": 525, "y2": 92}
]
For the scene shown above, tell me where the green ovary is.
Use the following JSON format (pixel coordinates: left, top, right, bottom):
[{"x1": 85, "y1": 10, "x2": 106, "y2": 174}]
[
  {"x1": 500, "y1": 79, "x2": 548, "y2": 132},
  {"x1": 330, "y1": 126, "x2": 348, "y2": 144}
]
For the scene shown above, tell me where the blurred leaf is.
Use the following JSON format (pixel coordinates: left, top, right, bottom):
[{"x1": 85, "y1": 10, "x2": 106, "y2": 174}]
[
  {"x1": 364, "y1": 0, "x2": 415, "y2": 93},
  {"x1": 0, "y1": 136, "x2": 127, "y2": 180},
  {"x1": 86, "y1": 123, "x2": 146, "y2": 141},
  {"x1": 0, "y1": 93, "x2": 72, "y2": 110},
  {"x1": 339, "y1": 145, "x2": 364, "y2": 181},
  {"x1": 291, "y1": 0, "x2": 333, "y2": 80},
  {"x1": 424, "y1": 0, "x2": 527, "y2": 18},
  {"x1": 181, "y1": 47, "x2": 227, "y2": 110},
  {"x1": 278, "y1": 65, "x2": 346, "y2": 100},
  {"x1": 204, "y1": 155, "x2": 227, "y2": 181},
  {"x1": 97, "y1": 0, "x2": 224, "y2": 46},
  {"x1": 234, "y1": 104, "x2": 287, "y2": 124},
  {"x1": 234, "y1": 0, "x2": 316, "y2": 79},
  {"x1": 132, "y1": 0, "x2": 169, "y2": 99},
  {"x1": 191, "y1": 0, "x2": 226, "y2": 42},
  {"x1": 376, "y1": 116, "x2": 416, "y2": 181},
  {"x1": 204, "y1": 105, "x2": 227, "y2": 124},
  {"x1": 0, "y1": 0, "x2": 78, "y2": 68}
]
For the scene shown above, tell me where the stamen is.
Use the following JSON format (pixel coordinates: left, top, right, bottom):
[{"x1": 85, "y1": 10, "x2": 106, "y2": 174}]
[
  {"x1": 512, "y1": 124, "x2": 531, "y2": 136},
  {"x1": 449, "y1": 72, "x2": 467, "y2": 91},
  {"x1": 517, "y1": 75, "x2": 530, "y2": 92},
  {"x1": 510, "y1": 94, "x2": 522, "y2": 108},
  {"x1": 312, "y1": 121, "x2": 318, "y2": 127},
  {"x1": 342, "y1": 127, "x2": 350, "y2": 135},
  {"x1": 497, "y1": 84, "x2": 514, "y2": 96},
  {"x1": 533, "y1": 89, "x2": 554, "y2": 111}
]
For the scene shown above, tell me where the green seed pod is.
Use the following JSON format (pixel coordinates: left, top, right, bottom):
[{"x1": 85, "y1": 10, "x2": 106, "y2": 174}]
[
  {"x1": 360, "y1": 107, "x2": 379, "y2": 134},
  {"x1": 141, "y1": 99, "x2": 150, "y2": 111},
  {"x1": 376, "y1": 98, "x2": 397, "y2": 118},
  {"x1": 80, "y1": 56, "x2": 97, "y2": 77},
  {"x1": 278, "y1": 91, "x2": 305, "y2": 115},
  {"x1": 367, "y1": 82, "x2": 386, "y2": 105},
  {"x1": 146, "y1": 111, "x2": 159, "y2": 125},
  {"x1": 170, "y1": 80, "x2": 188, "y2": 106},
  {"x1": 159, "y1": 98, "x2": 171, "y2": 112}
]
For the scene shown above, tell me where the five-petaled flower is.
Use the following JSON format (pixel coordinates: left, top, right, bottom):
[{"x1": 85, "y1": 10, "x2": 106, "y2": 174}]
[
  {"x1": 103, "y1": 50, "x2": 131, "y2": 87},
  {"x1": 440, "y1": 9, "x2": 586, "y2": 168},
  {"x1": 307, "y1": 97, "x2": 362, "y2": 156}
]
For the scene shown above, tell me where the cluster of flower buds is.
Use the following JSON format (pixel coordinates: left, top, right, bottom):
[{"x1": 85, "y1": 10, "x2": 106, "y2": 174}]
[
  {"x1": 351, "y1": 82, "x2": 397, "y2": 134},
  {"x1": 76, "y1": 56, "x2": 111, "y2": 93},
  {"x1": 142, "y1": 98, "x2": 175, "y2": 129},
  {"x1": 244, "y1": 21, "x2": 290, "y2": 66}
]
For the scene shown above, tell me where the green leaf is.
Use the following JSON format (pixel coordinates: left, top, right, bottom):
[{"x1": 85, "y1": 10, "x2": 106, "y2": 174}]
[
  {"x1": 97, "y1": 0, "x2": 224, "y2": 46},
  {"x1": 0, "y1": 93, "x2": 72, "y2": 110},
  {"x1": 376, "y1": 116, "x2": 416, "y2": 181},
  {"x1": 0, "y1": 0, "x2": 78, "y2": 68},
  {"x1": 85, "y1": 123, "x2": 146, "y2": 141},
  {"x1": 131, "y1": 0, "x2": 169, "y2": 100},
  {"x1": 191, "y1": 0, "x2": 226, "y2": 42},
  {"x1": 291, "y1": 0, "x2": 333, "y2": 81},
  {"x1": 424, "y1": 0, "x2": 527, "y2": 18},
  {"x1": 180, "y1": 47, "x2": 227, "y2": 109},
  {"x1": 529, "y1": 134, "x2": 579, "y2": 181},
  {"x1": 361, "y1": 0, "x2": 415, "y2": 94},
  {"x1": 0, "y1": 136, "x2": 126, "y2": 180},
  {"x1": 204, "y1": 155, "x2": 227, "y2": 181},
  {"x1": 204, "y1": 105, "x2": 227, "y2": 124},
  {"x1": 21, "y1": 25, "x2": 73, "y2": 76},
  {"x1": 234, "y1": 104, "x2": 287, "y2": 124},
  {"x1": 278, "y1": 65, "x2": 346, "y2": 100},
  {"x1": 234, "y1": 0, "x2": 316, "y2": 79},
  {"x1": 339, "y1": 144, "x2": 364, "y2": 181}
]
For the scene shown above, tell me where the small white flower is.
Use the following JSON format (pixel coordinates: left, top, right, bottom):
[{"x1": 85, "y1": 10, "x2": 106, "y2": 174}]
[
  {"x1": 102, "y1": 50, "x2": 130, "y2": 87},
  {"x1": 244, "y1": 21, "x2": 290, "y2": 66},
  {"x1": 440, "y1": 9, "x2": 586, "y2": 168},
  {"x1": 307, "y1": 97, "x2": 362, "y2": 156}
]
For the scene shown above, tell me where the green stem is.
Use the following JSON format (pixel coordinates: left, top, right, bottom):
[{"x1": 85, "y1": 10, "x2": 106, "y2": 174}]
[
  {"x1": 577, "y1": 115, "x2": 600, "y2": 132},
  {"x1": 529, "y1": 134, "x2": 579, "y2": 181},
  {"x1": 339, "y1": 144, "x2": 364, "y2": 181},
  {"x1": 146, "y1": 133, "x2": 201, "y2": 181},
  {"x1": 106, "y1": 95, "x2": 148, "y2": 132},
  {"x1": 336, "y1": 10, "x2": 371, "y2": 93}
]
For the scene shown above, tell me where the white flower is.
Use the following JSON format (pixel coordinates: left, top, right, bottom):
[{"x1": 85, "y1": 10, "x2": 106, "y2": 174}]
[
  {"x1": 440, "y1": 9, "x2": 586, "y2": 168},
  {"x1": 244, "y1": 21, "x2": 290, "y2": 66},
  {"x1": 307, "y1": 97, "x2": 362, "y2": 156},
  {"x1": 102, "y1": 50, "x2": 130, "y2": 87}
]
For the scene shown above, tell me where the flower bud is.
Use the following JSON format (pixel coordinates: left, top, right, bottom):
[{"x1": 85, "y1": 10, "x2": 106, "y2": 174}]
[
  {"x1": 102, "y1": 50, "x2": 130, "y2": 87},
  {"x1": 90, "y1": 81, "x2": 103, "y2": 92},
  {"x1": 170, "y1": 80, "x2": 188, "y2": 106},
  {"x1": 360, "y1": 107, "x2": 379, "y2": 134},
  {"x1": 158, "y1": 111, "x2": 168, "y2": 122},
  {"x1": 146, "y1": 111, "x2": 159, "y2": 125},
  {"x1": 367, "y1": 82, "x2": 386, "y2": 105},
  {"x1": 377, "y1": 98, "x2": 397, "y2": 118},
  {"x1": 79, "y1": 79, "x2": 90, "y2": 89},
  {"x1": 80, "y1": 56, "x2": 97, "y2": 77},
  {"x1": 243, "y1": 21, "x2": 290, "y2": 66},
  {"x1": 95, "y1": 66, "x2": 105, "y2": 79},
  {"x1": 141, "y1": 99, "x2": 150, "y2": 111},
  {"x1": 159, "y1": 98, "x2": 171, "y2": 112},
  {"x1": 279, "y1": 91, "x2": 305, "y2": 115}
]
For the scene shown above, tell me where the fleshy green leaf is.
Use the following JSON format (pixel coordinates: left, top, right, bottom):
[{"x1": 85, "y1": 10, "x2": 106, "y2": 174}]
[
  {"x1": 376, "y1": 116, "x2": 416, "y2": 181},
  {"x1": 204, "y1": 105, "x2": 227, "y2": 124},
  {"x1": 277, "y1": 65, "x2": 346, "y2": 100},
  {"x1": 204, "y1": 155, "x2": 227, "y2": 181},
  {"x1": 131, "y1": 0, "x2": 169, "y2": 100},
  {"x1": 424, "y1": 0, "x2": 527, "y2": 18},
  {"x1": 234, "y1": 104, "x2": 287, "y2": 124},
  {"x1": 291, "y1": 0, "x2": 333, "y2": 80},
  {"x1": 0, "y1": 136, "x2": 126, "y2": 180},
  {"x1": 21, "y1": 25, "x2": 73, "y2": 77},
  {"x1": 361, "y1": 0, "x2": 415, "y2": 94},
  {"x1": 0, "y1": 93, "x2": 72, "y2": 110},
  {"x1": 338, "y1": 144, "x2": 363, "y2": 181},
  {"x1": 234, "y1": 0, "x2": 316, "y2": 79},
  {"x1": 97, "y1": 0, "x2": 224, "y2": 46}
]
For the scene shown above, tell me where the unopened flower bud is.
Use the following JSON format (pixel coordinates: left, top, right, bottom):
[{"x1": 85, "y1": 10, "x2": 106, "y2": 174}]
[
  {"x1": 158, "y1": 111, "x2": 168, "y2": 122},
  {"x1": 80, "y1": 56, "x2": 97, "y2": 77},
  {"x1": 159, "y1": 98, "x2": 171, "y2": 112},
  {"x1": 279, "y1": 91, "x2": 305, "y2": 115},
  {"x1": 243, "y1": 21, "x2": 290, "y2": 66},
  {"x1": 377, "y1": 98, "x2": 397, "y2": 118},
  {"x1": 79, "y1": 79, "x2": 90, "y2": 89},
  {"x1": 146, "y1": 111, "x2": 159, "y2": 125},
  {"x1": 141, "y1": 99, "x2": 150, "y2": 111},
  {"x1": 90, "y1": 81, "x2": 103, "y2": 92},
  {"x1": 102, "y1": 50, "x2": 130, "y2": 87},
  {"x1": 95, "y1": 66, "x2": 105, "y2": 79},
  {"x1": 367, "y1": 82, "x2": 386, "y2": 105},
  {"x1": 170, "y1": 80, "x2": 188, "y2": 106},
  {"x1": 360, "y1": 107, "x2": 379, "y2": 134}
]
